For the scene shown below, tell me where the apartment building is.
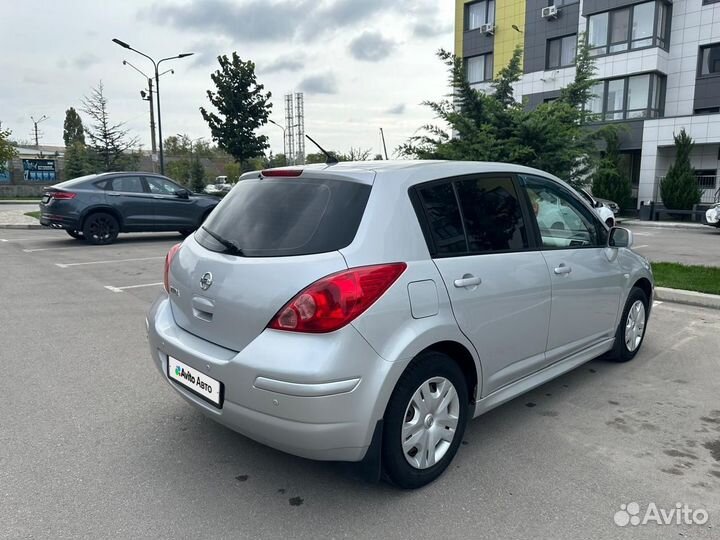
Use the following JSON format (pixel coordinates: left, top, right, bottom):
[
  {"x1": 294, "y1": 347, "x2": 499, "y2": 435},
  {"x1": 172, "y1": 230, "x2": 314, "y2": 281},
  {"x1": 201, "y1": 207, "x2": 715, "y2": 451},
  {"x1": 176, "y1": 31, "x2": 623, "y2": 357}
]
[{"x1": 454, "y1": 0, "x2": 720, "y2": 209}]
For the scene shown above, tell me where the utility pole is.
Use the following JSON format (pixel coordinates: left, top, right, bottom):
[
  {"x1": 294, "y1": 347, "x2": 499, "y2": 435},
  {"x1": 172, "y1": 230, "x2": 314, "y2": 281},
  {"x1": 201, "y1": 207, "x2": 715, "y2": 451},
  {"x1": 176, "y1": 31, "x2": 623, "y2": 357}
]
[
  {"x1": 30, "y1": 115, "x2": 48, "y2": 148},
  {"x1": 140, "y1": 79, "x2": 157, "y2": 171},
  {"x1": 380, "y1": 128, "x2": 389, "y2": 160}
]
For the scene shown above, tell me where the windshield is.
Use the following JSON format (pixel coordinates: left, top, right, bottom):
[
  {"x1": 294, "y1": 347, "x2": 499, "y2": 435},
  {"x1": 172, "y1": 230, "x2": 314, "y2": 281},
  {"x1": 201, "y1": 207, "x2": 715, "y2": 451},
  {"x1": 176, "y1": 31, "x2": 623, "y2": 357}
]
[{"x1": 196, "y1": 177, "x2": 371, "y2": 257}]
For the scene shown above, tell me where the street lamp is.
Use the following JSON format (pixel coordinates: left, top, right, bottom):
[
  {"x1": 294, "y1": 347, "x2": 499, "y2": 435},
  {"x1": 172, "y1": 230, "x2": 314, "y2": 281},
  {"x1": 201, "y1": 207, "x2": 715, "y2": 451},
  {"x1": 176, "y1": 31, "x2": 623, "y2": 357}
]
[
  {"x1": 121, "y1": 60, "x2": 174, "y2": 172},
  {"x1": 112, "y1": 38, "x2": 194, "y2": 175},
  {"x1": 267, "y1": 119, "x2": 287, "y2": 164}
]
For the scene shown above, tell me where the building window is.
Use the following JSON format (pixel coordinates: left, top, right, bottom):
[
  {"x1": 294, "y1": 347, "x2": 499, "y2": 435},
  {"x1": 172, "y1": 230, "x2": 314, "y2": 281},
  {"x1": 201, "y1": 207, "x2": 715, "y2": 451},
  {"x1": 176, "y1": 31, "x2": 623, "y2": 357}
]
[
  {"x1": 551, "y1": 0, "x2": 580, "y2": 6},
  {"x1": 466, "y1": 53, "x2": 494, "y2": 83},
  {"x1": 703, "y1": 0, "x2": 720, "y2": 4},
  {"x1": 587, "y1": 73, "x2": 666, "y2": 121},
  {"x1": 587, "y1": 1, "x2": 670, "y2": 57},
  {"x1": 699, "y1": 44, "x2": 720, "y2": 77},
  {"x1": 466, "y1": 0, "x2": 495, "y2": 30},
  {"x1": 695, "y1": 170, "x2": 717, "y2": 190},
  {"x1": 547, "y1": 34, "x2": 577, "y2": 69}
]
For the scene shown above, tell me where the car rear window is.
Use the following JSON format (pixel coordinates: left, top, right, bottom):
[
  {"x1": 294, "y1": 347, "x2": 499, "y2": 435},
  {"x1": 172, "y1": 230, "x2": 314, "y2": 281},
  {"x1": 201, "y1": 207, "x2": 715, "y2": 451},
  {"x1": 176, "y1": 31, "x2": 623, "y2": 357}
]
[{"x1": 195, "y1": 177, "x2": 371, "y2": 257}]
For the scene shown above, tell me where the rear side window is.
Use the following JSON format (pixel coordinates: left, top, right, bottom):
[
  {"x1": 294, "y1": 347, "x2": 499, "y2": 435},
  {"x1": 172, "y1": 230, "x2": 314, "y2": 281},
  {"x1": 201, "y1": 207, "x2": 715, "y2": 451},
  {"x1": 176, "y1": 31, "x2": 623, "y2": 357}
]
[
  {"x1": 413, "y1": 175, "x2": 530, "y2": 257},
  {"x1": 111, "y1": 176, "x2": 144, "y2": 193},
  {"x1": 416, "y1": 183, "x2": 467, "y2": 255},
  {"x1": 196, "y1": 177, "x2": 371, "y2": 257},
  {"x1": 455, "y1": 176, "x2": 529, "y2": 252}
]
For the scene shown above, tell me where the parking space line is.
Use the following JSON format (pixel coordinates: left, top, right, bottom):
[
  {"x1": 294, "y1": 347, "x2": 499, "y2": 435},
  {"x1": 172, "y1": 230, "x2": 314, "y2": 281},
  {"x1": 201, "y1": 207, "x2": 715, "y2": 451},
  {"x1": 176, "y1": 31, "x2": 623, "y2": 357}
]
[
  {"x1": 633, "y1": 244, "x2": 649, "y2": 249},
  {"x1": 23, "y1": 246, "x2": 103, "y2": 253},
  {"x1": 56, "y1": 256, "x2": 164, "y2": 268},
  {"x1": 104, "y1": 282, "x2": 163, "y2": 293},
  {"x1": 1, "y1": 236, "x2": 64, "y2": 243}
]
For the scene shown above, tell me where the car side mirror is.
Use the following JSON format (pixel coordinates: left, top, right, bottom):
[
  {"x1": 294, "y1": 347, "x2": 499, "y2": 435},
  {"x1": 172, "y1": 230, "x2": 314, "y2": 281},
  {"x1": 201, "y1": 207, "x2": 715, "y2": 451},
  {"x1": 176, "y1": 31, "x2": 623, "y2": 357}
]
[
  {"x1": 608, "y1": 227, "x2": 633, "y2": 248},
  {"x1": 175, "y1": 189, "x2": 190, "y2": 199}
]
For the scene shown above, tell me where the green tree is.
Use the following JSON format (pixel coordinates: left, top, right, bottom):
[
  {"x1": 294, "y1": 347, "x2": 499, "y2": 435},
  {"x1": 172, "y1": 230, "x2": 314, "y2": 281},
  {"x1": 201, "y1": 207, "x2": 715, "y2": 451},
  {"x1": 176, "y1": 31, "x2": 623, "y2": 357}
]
[
  {"x1": 190, "y1": 158, "x2": 205, "y2": 192},
  {"x1": 399, "y1": 41, "x2": 603, "y2": 188},
  {"x1": 64, "y1": 142, "x2": 89, "y2": 179},
  {"x1": 0, "y1": 126, "x2": 19, "y2": 173},
  {"x1": 63, "y1": 107, "x2": 85, "y2": 146},
  {"x1": 167, "y1": 159, "x2": 192, "y2": 185},
  {"x1": 224, "y1": 161, "x2": 242, "y2": 180},
  {"x1": 660, "y1": 129, "x2": 701, "y2": 210},
  {"x1": 267, "y1": 152, "x2": 288, "y2": 168},
  {"x1": 200, "y1": 53, "x2": 272, "y2": 164},
  {"x1": 592, "y1": 129, "x2": 631, "y2": 209},
  {"x1": 82, "y1": 81, "x2": 138, "y2": 172}
]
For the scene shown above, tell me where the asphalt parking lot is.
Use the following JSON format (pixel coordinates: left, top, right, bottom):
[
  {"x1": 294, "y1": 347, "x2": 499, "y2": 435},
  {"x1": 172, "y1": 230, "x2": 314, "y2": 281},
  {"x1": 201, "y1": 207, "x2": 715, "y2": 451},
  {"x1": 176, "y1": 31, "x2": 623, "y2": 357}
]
[
  {"x1": 1, "y1": 229, "x2": 719, "y2": 539},
  {"x1": 624, "y1": 223, "x2": 720, "y2": 266}
]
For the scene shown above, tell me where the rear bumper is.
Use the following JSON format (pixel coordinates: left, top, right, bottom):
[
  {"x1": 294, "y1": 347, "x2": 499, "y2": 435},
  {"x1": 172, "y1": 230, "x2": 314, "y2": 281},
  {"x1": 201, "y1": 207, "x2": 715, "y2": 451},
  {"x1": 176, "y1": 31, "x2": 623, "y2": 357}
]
[
  {"x1": 146, "y1": 295, "x2": 397, "y2": 462},
  {"x1": 39, "y1": 213, "x2": 80, "y2": 230}
]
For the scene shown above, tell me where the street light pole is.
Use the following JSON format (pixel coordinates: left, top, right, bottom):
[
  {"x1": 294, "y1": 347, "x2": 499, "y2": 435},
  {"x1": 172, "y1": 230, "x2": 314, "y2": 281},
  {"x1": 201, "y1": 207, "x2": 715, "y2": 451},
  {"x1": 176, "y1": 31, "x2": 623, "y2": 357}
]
[
  {"x1": 268, "y1": 119, "x2": 287, "y2": 164},
  {"x1": 112, "y1": 38, "x2": 193, "y2": 175},
  {"x1": 122, "y1": 60, "x2": 175, "y2": 172}
]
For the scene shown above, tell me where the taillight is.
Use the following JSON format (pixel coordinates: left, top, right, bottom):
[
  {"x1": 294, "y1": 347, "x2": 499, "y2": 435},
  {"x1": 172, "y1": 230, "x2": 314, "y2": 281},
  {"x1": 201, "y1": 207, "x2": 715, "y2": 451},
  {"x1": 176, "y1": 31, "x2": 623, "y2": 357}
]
[
  {"x1": 261, "y1": 169, "x2": 303, "y2": 177},
  {"x1": 163, "y1": 243, "x2": 182, "y2": 293},
  {"x1": 50, "y1": 191, "x2": 77, "y2": 200},
  {"x1": 268, "y1": 263, "x2": 407, "y2": 333}
]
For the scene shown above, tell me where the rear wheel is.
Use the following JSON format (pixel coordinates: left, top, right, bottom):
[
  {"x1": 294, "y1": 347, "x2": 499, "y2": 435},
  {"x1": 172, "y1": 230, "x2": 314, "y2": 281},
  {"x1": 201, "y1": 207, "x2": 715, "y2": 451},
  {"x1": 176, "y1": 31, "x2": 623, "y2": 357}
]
[
  {"x1": 82, "y1": 213, "x2": 119, "y2": 245},
  {"x1": 382, "y1": 351, "x2": 468, "y2": 489},
  {"x1": 607, "y1": 287, "x2": 648, "y2": 362},
  {"x1": 66, "y1": 229, "x2": 83, "y2": 240}
]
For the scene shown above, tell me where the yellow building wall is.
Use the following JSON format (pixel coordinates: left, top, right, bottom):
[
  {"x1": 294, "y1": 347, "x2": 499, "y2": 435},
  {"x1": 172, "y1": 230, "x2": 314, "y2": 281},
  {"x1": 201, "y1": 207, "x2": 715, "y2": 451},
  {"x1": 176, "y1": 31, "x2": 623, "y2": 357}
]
[
  {"x1": 493, "y1": 0, "x2": 526, "y2": 77},
  {"x1": 455, "y1": 0, "x2": 526, "y2": 77}
]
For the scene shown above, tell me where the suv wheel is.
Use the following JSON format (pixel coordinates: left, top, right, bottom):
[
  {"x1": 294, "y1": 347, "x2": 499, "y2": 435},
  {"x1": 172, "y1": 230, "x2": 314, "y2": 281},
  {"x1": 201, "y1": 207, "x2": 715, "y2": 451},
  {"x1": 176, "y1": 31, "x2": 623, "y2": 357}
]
[
  {"x1": 66, "y1": 229, "x2": 83, "y2": 240},
  {"x1": 83, "y1": 213, "x2": 119, "y2": 245},
  {"x1": 382, "y1": 351, "x2": 468, "y2": 489},
  {"x1": 607, "y1": 287, "x2": 648, "y2": 362}
]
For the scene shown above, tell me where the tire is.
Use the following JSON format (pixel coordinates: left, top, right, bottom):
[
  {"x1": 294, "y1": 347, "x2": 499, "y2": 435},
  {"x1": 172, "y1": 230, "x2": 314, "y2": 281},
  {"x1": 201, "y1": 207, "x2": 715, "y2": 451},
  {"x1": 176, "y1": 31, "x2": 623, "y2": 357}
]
[
  {"x1": 66, "y1": 229, "x2": 83, "y2": 240},
  {"x1": 82, "y1": 213, "x2": 119, "y2": 245},
  {"x1": 606, "y1": 287, "x2": 649, "y2": 362},
  {"x1": 382, "y1": 351, "x2": 469, "y2": 489}
]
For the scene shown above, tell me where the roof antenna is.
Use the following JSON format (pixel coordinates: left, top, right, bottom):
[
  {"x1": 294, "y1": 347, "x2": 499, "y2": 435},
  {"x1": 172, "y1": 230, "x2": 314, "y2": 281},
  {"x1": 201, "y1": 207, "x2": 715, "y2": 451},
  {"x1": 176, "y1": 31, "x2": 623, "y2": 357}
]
[{"x1": 305, "y1": 134, "x2": 338, "y2": 165}]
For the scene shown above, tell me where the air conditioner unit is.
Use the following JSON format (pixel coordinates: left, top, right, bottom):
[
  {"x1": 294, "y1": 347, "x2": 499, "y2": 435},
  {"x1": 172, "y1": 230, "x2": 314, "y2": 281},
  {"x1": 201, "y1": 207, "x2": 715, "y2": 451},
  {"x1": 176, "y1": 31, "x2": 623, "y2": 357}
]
[
  {"x1": 480, "y1": 23, "x2": 495, "y2": 35},
  {"x1": 541, "y1": 5, "x2": 559, "y2": 19}
]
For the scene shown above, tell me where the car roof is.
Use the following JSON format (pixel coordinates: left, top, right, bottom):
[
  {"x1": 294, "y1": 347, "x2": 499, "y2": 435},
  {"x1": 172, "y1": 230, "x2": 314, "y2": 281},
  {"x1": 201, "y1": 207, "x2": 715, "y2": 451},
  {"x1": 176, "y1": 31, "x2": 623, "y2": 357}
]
[{"x1": 253, "y1": 160, "x2": 570, "y2": 189}]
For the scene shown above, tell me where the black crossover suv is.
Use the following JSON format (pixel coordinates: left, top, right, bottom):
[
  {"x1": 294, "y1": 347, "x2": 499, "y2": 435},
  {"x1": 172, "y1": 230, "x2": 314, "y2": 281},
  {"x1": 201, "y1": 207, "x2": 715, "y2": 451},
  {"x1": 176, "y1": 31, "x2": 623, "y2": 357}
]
[{"x1": 39, "y1": 172, "x2": 220, "y2": 244}]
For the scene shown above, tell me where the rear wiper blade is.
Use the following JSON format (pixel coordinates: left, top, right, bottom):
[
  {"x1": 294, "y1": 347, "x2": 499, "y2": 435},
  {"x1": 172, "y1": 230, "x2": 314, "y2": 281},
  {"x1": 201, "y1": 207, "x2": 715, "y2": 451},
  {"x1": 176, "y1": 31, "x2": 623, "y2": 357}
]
[{"x1": 201, "y1": 226, "x2": 244, "y2": 256}]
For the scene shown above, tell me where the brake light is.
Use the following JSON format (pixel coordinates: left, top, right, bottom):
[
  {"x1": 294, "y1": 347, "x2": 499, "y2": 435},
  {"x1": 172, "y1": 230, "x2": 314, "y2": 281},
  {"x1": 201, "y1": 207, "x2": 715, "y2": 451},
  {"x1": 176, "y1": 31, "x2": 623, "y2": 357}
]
[
  {"x1": 163, "y1": 243, "x2": 182, "y2": 293},
  {"x1": 261, "y1": 169, "x2": 303, "y2": 177},
  {"x1": 50, "y1": 191, "x2": 77, "y2": 200},
  {"x1": 268, "y1": 263, "x2": 407, "y2": 333}
]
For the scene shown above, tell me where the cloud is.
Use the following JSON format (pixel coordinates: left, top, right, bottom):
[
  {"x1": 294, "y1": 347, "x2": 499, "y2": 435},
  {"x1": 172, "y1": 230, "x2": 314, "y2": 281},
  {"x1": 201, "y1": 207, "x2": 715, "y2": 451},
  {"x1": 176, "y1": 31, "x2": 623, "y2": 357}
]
[
  {"x1": 298, "y1": 73, "x2": 338, "y2": 95},
  {"x1": 145, "y1": 0, "x2": 388, "y2": 43},
  {"x1": 412, "y1": 21, "x2": 453, "y2": 38},
  {"x1": 348, "y1": 31, "x2": 395, "y2": 62},
  {"x1": 262, "y1": 57, "x2": 305, "y2": 74},
  {"x1": 72, "y1": 54, "x2": 101, "y2": 70},
  {"x1": 386, "y1": 104, "x2": 406, "y2": 115}
]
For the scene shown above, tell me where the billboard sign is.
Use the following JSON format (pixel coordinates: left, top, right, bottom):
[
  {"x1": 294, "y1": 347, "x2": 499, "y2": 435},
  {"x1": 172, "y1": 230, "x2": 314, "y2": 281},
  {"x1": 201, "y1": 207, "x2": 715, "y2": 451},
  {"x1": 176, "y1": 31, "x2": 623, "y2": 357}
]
[
  {"x1": 22, "y1": 159, "x2": 56, "y2": 182},
  {"x1": 0, "y1": 162, "x2": 9, "y2": 183}
]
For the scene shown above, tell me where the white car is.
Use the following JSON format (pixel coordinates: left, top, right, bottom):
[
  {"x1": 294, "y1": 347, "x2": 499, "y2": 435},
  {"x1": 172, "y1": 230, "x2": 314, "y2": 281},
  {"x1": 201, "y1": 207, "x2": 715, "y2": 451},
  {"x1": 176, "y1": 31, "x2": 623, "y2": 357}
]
[
  {"x1": 706, "y1": 204, "x2": 720, "y2": 228},
  {"x1": 579, "y1": 188, "x2": 617, "y2": 227}
]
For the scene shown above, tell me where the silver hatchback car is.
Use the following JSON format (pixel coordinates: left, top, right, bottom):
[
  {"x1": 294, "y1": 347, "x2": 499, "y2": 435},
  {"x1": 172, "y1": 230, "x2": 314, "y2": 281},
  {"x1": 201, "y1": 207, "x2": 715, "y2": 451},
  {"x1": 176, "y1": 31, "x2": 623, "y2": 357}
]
[{"x1": 147, "y1": 161, "x2": 653, "y2": 489}]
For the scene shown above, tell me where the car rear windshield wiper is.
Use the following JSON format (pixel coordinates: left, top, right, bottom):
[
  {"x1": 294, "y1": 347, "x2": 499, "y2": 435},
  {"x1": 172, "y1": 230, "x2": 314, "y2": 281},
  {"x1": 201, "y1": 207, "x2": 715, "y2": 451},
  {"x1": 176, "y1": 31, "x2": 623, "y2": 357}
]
[{"x1": 201, "y1": 226, "x2": 244, "y2": 256}]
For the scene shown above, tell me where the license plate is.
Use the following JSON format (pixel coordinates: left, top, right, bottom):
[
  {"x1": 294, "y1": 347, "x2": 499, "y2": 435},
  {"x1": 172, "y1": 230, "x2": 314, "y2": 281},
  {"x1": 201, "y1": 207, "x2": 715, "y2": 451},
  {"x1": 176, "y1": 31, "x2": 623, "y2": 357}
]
[{"x1": 167, "y1": 356, "x2": 223, "y2": 408}]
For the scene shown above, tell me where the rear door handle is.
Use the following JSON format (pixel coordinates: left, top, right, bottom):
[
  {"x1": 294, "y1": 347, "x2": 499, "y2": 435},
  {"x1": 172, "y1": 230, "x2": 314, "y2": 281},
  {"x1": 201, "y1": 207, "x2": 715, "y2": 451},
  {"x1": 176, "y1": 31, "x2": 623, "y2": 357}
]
[
  {"x1": 454, "y1": 276, "x2": 482, "y2": 288},
  {"x1": 554, "y1": 264, "x2": 572, "y2": 275}
]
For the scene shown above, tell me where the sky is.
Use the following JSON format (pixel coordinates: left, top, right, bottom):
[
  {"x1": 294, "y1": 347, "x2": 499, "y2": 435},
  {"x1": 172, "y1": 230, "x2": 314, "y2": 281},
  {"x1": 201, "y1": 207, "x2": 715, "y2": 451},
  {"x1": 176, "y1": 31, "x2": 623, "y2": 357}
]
[{"x1": 0, "y1": 0, "x2": 455, "y2": 159}]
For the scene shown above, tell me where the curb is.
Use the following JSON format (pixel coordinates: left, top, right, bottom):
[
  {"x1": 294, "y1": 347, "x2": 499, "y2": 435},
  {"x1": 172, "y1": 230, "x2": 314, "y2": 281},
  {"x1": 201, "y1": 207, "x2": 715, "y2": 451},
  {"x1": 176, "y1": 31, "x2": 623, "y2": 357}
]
[
  {"x1": 620, "y1": 219, "x2": 709, "y2": 230},
  {"x1": 0, "y1": 224, "x2": 43, "y2": 230},
  {"x1": 655, "y1": 287, "x2": 720, "y2": 310},
  {"x1": 0, "y1": 201, "x2": 40, "y2": 205}
]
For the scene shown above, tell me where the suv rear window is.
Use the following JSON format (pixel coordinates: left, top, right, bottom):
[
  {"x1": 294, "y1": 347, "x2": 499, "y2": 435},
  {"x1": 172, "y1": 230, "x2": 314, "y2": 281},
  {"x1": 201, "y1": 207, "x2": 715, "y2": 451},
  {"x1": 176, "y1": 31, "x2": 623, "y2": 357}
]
[{"x1": 195, "y1": 177, "x2": 371, "y2": 257}]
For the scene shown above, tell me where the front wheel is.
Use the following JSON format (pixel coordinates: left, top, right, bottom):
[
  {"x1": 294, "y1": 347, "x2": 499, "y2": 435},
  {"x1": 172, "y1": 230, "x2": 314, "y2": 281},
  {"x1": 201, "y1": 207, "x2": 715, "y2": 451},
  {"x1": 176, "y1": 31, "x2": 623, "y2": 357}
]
[
  {"x1": 82, "y1": 213, "x2": 119, "y2": 245},
  {"x1": 382, "y1": 351, "x2": 469, "y2": 489},
  {"x1": 607, "y1": 287, "x2": 649, "y2": 362}
]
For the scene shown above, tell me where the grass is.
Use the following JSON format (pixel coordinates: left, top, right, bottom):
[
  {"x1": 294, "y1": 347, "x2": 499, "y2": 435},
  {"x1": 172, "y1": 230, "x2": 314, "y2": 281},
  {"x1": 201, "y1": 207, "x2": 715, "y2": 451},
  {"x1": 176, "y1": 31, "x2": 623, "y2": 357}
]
[
  {"x1": 651, "y1": 262, "x2": 720, "y2": 296},
  {"x1": 0, "y1": 197, "x2": 41, "y2": 200},
  {"x1": 24, "y1": 211, "x2": 41, "y2": 220}
]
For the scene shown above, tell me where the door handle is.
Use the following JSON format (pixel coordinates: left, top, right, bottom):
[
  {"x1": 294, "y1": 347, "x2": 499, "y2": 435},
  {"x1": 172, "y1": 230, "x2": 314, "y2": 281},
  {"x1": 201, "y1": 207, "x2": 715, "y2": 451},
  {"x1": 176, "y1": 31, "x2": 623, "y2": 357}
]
[
  {"x1": 554, "y1": 264, "x2": 572, "y2": 275},
  {"x1": 454, "y1": 276, "x2": 482, "y2": 288},
  {"x1": 107, "y1": 192, "x2": 120, "y2": 196}
]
